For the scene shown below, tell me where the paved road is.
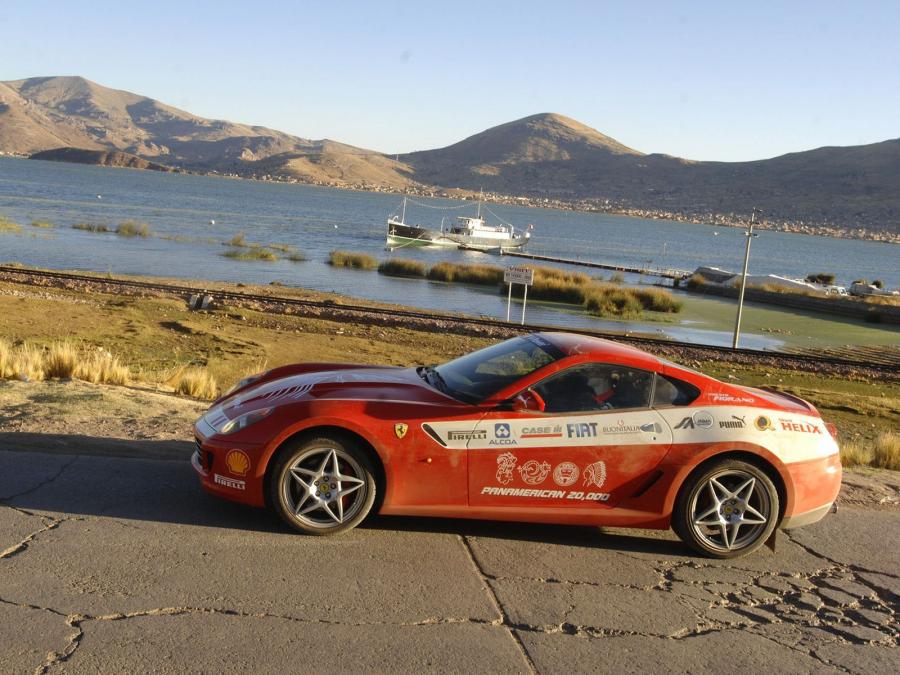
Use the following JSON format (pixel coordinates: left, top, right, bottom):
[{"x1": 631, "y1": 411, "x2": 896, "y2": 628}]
[{"x1": 1, "y1": 447, "x2": 897, "y2": 674}]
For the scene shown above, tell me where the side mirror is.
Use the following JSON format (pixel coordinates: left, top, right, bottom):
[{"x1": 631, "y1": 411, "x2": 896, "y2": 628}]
[{"x1": 513, "y1": 388, "x2": 546, "y2": 412}]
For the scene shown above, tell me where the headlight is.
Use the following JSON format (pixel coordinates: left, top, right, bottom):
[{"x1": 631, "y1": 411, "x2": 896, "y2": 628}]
[
  {"x1": 209, "y1": 407, "x2": 273, "y2": 435},
  {"x1": 223, "y1": 372, "x2": 266, "y2": 397}
]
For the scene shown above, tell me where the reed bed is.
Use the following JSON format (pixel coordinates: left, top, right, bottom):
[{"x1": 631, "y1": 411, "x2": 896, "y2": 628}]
[
  {"x1": 427, "y1": 262, "x2": 505, "y2": 285},
  {"x1": 72, "y1": 222, "x2": 110, "y2": 233},
  {"x1": 378, "y1": 258, "x2": 428, "y2": 278},
  {"x1": 116, "y1": 221, "x2": 151, "y2": 237},
  {"x1": 0, "y1": 217, "x2": 22, "y2": 233},
  {"x1": 222, "y1": 248, "x2": 279, "y2": 261},
  {"x1": 328, "y1": 250, "x2": 378, "y2": 269},
  {"x1": 29, "y1": 220, "x2": 56, "y2": 229}
]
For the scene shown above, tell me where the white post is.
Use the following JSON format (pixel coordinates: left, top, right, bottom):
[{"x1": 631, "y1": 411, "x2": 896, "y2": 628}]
[
  {"x1": 732, "y1": 211, "x2": 757, "y2": 349},
  {"x1": 507, "y1": 283, "x2": 512, "y2": 322},
  {"x1": 521, "y1": 284, "x2": 528, "y2": 325}
]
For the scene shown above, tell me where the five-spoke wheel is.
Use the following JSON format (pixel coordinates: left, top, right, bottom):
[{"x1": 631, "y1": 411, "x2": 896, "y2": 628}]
[
  {"x1": 271, "y1": 436, "x2": 376, "y2": 535},
  {"x1": 673, "y1": 460, "x2": 779, "y2": 558}
]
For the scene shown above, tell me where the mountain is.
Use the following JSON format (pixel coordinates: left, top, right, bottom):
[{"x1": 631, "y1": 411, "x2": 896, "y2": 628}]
[{"x1": 2, "y1": 76, "x2": 897, "y2": 234}]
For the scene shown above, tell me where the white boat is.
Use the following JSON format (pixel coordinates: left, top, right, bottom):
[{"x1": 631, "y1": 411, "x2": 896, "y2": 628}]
[{"x1": 386, "y1": 196, "x2": 532, "y2": 251}]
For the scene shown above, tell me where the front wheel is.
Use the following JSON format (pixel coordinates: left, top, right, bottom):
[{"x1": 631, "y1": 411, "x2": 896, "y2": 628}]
[
  {"x1": 673, "y1": 459, "x2": 779, "y2": 558},
  {"x1": 270, "y1": 436, "x2": 377, "y2": 535}
]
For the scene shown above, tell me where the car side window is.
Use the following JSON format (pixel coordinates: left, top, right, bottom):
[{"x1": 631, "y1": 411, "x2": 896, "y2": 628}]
[
  {"x1": 533, "y1": 364, "x2": 654, "y2": 413},
  {"x1": 652, "y1": 374, "x2": 700, "y2": 407}
]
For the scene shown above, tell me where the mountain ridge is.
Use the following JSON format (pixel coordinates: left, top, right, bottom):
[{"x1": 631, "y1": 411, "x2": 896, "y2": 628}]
[{"x1": 2, "y1": 76, "x2": 897, "y2": 235}]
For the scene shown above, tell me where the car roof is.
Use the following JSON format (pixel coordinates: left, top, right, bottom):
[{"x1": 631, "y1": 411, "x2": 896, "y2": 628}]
[{"x1": 539, "y1": 332, "x2": 662, "y2": 370}]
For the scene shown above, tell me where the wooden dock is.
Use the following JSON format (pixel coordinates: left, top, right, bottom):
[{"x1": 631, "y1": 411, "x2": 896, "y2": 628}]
[{"x1": 500, "y1": 250, "x2": 692, "y2": 280}]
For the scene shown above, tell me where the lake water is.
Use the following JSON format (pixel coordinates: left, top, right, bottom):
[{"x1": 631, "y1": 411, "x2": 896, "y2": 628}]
[{"x1": 1, "y1": 157, "x2": 897, "y2": 349}]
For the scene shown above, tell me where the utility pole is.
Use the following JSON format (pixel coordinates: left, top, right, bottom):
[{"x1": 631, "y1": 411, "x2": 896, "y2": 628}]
[{"x1": 732, "y1": 210, "x2": 759, "y2": 349}]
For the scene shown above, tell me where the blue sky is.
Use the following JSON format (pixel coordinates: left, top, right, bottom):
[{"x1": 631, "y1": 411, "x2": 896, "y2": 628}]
[{"x1": 2, "y1": 1, "x2": 897, "y2": 160}]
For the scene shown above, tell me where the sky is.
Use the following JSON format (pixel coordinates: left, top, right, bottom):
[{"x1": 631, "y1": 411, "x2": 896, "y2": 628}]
[{"x1": 2, "y1": 1, "x2": 898, "y2": 161}]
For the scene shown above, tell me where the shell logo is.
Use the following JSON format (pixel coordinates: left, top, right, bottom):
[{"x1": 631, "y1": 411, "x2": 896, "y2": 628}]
[{"x1": 225, "y1": 449, "x2": 251, "y2": 477}]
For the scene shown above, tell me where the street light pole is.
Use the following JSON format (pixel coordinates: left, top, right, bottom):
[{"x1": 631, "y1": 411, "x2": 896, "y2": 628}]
[{"x1": 732, "y1": 210, "x2": 758, "y2": 349}]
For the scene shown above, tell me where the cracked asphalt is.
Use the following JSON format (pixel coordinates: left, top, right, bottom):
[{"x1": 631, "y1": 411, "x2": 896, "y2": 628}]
[{"x1": 1, "y1": 448, "x2": 897, "y2": 674}]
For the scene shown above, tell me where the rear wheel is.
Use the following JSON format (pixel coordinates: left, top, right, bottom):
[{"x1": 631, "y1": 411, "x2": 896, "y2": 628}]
[
  {"x1": 673, "y1": 459, "x2": 778, "y2": 558},
  {"x1": 270, "y1": 436, "x2": 376, "y2": 535}
]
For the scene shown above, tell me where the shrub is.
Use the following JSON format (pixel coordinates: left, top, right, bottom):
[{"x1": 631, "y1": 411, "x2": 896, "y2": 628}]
[
  {"x1": 222, "y1": 248, "x2": 278, "y2": 261},
  {"x1": 633, "y1": 287, "x2": 683, "y2": 313},
  {"x1": 0, "y1": 338, "x2": 13, "y2": 378},
  {"x1": 73, "y1": 222, "x2": 110, "y2": 233},
  {"x1": 116, "y1": 221, "x2": 151, "y2": 237},
  {"x1": 29, "y1": 220, "x2": 55, "y2": 229},
  {"x1": 685, "y1": 273, "x2": 708, "y2": 289},
  {"x1": 378, "y1": 258, "x2": 428, "y2": 278},
  {"x1": 805, "y1": 272, "x2": 836, "y2": 285},
  {"x1": 511, "y1": 277, "x2": 589, "y2": 304},
  {"x1": 173, "y1": 367, "x2": 218, "y2": 400},
  {"x1": 840, "y1": 441, "x2": 873, "y2": 467},
  {"x1": 873, "y1": 279, "x2": 884, "y2": 289},
  {"x1": 609, "y1": 271, "x2": 625, "y2": 284},
  {"x1": 532, "y1": 266, "x2": 591, "y2": 286},
  {"x1": 583, "y1": 286, "x2": 644, "y2": 318},
  {"x1": 328, "y1": 250, "x2": 378, "y2": 269},
  {"x1": 287, "y1": 251, "x2": 308, "y2": 262}
]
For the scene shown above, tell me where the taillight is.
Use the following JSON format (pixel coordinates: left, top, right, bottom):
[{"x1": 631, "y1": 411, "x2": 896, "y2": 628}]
[{"x1": 824, "y1": 422, "x2": 838, "y2": 439}]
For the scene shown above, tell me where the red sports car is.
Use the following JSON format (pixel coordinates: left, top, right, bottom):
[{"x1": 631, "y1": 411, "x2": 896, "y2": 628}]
[{"x1": 193, "y1": 332, "x2": 841, "y2": 558}]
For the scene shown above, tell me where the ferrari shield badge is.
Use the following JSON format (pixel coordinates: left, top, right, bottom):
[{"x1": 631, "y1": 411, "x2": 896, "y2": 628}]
[{"x1": 394, "y1": 423, "x2": 409, "y2": 439}]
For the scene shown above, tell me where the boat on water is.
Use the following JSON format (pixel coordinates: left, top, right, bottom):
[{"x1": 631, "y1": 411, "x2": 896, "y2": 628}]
[{"x1": 386, "y1": 196, "x2": 532, "y2": 252}]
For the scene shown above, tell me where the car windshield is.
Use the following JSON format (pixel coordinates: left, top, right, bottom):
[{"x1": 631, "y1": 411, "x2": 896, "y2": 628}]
[{"x1": 433, "y1": 335, "x2": 563, "y2": 403}]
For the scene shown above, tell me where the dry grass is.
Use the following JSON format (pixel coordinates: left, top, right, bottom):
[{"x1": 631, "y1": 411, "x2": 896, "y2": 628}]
[
  {"x1": 29, "y1": 220, "x2": 56, "y2": 229},
  {"x1": 378, "y1": 258, "x2": 428, "y2": 278},
  {"x1": 117, "y1": 221, "x2": 151, "y2": 237},
  {"x1": 44, "y1": 341, "x2": 79, "y2": 378},
  {"x1": 841, "y1": 433, "x2": 900, "y2": 471},
  {"x1": 74, "y1": 349, "x2": 130, "y2": 385},
  {"x1": 329, "y1": 250, "x2": 378, "y2": 269},
  {"x1": 0, "y1": 340, "x2": 129, "y2": 385},
  {"x1": 9, "y1": 343, "x2": 45, "y2": 381},
  {"x1": 227, "y1": 232, "x2": 248, "y2": 247},
  {"x1": 172, "y1": 367, "x2": 218, "y2": 400},
  {"x1": 287, "y1": 251, "x2": 308, "y2": 262},
  {"x1": 72, "y1": 222, "x2": 110, "y2": 233}
]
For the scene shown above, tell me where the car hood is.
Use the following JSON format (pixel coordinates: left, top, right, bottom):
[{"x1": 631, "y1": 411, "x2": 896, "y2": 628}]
[{"x1": 217, "y1": 366, "x2": 452, "y2": 416}]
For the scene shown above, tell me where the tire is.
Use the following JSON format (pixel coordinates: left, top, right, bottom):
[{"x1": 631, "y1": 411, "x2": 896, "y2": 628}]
[
  {"x1": 673, "y1": 459, "x2": 779, "y2": 559},
  {"x1": 269, "y1": 435, "x2": 377, "y2": 536}
]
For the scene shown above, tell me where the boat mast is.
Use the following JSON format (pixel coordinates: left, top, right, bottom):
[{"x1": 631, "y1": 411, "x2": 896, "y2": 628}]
[
  {"x1": 477, "y1": 188, "x2": 483, "y2": 218},
  {"x1": 401, "y1": 196, "x2": 407, "y2": 224}
]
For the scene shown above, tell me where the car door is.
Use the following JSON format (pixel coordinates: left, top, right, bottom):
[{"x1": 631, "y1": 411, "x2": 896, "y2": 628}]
[{"x1": 467, "y1": 363, "x2": 673, "y2": 510}]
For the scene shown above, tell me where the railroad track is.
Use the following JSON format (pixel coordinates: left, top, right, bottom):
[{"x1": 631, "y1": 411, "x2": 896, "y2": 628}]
[{"x1": 2, "y1": 265, "x2": 897, "y2": 373}]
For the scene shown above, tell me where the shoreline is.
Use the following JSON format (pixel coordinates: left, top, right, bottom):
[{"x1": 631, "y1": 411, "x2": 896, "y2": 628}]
[{"x1": 8, "y1": 154, "x2": 898, "y2": 245}]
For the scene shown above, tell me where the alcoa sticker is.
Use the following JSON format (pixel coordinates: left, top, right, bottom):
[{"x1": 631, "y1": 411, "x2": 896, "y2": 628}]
[{"x1": 484, "y1": 453, "x2": 610, "y2": 502}]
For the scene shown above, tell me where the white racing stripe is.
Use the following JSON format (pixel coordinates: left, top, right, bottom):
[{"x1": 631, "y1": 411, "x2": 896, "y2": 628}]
[{"x1": 421, "y1": 406, "x2": 838, "y2": 464}]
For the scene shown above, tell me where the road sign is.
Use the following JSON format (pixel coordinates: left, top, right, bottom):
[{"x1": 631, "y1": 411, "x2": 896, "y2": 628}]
[
  {"x1": 504, "y1": 266, "x2": 534, "y2": 286},
  {"x1": 505, "y1": 266, "x2": 534, "y2": 324}
]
